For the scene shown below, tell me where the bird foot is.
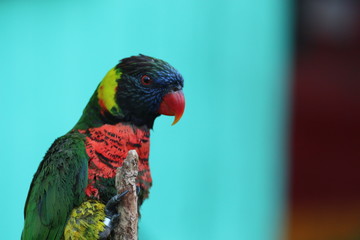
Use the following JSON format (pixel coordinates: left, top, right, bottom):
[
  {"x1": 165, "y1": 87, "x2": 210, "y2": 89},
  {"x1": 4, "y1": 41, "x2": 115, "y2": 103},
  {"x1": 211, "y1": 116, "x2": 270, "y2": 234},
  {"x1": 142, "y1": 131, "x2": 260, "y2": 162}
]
[
  {"x1": 98, "y1": 190, "x2": 129, "y2": 240},
  {"x1": 98, "y1": 187, "x2": 141, "y2": 239}
]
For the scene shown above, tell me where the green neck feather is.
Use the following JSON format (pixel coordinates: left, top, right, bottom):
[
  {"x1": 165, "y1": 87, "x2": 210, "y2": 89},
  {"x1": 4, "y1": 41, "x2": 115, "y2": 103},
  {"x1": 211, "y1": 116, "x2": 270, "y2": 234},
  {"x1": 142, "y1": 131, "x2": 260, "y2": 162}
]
[{"x1": 73, "y1": 68, "x2": 124, "y2": 130}]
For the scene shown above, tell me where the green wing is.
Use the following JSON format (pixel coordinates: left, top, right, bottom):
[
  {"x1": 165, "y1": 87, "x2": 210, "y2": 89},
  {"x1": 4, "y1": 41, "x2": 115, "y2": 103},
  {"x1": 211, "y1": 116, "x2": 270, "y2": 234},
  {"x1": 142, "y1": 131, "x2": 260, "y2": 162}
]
[{"x1": 22, "y1": 133, "x2": 88, "y2": 240}]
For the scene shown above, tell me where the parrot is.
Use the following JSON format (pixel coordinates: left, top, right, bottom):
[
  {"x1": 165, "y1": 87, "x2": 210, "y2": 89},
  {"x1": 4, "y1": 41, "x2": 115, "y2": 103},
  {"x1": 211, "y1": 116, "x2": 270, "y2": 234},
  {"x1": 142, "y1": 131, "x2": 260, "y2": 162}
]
[{"x1": 21, "y1": 54, "x2": 185, "y2": 240}]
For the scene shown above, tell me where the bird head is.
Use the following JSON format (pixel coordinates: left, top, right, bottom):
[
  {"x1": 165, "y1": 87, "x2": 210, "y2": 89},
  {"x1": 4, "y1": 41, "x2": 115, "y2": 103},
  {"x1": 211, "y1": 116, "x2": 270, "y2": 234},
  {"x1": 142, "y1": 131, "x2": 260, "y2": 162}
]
[{"x1": 97, "y1": 55, "x2": 185, "y2": 128}]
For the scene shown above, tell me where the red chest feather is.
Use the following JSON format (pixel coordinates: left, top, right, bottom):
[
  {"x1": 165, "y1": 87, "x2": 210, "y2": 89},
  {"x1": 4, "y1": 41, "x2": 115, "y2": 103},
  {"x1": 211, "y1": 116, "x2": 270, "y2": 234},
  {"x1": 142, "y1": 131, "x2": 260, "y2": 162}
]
[{"x1": 78, "y1": 124, "x2": 152, "y2": 199}]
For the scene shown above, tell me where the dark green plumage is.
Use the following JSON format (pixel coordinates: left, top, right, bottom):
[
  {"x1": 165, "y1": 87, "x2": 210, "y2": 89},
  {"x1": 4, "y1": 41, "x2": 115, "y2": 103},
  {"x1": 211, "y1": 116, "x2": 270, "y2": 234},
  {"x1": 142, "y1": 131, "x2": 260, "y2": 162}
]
[{"x1": 22, "y1": 133, "x2": 88, "y2": 239}]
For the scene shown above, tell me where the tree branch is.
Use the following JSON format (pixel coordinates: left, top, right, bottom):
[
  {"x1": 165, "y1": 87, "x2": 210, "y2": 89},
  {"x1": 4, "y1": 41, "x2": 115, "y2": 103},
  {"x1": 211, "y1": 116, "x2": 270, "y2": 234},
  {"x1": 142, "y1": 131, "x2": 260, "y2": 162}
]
[{"x1": 113, "y1": 150, "x2": 139, "y2": 240}]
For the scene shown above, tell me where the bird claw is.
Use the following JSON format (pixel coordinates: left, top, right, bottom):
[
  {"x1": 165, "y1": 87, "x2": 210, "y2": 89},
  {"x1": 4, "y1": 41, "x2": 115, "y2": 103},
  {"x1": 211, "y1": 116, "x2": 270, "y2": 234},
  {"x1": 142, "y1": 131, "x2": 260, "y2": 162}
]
[
  {"x1": 104, "y1": 190, "x2": 129, "y2": 216},
  {"x1": 99, "y1": 188, "x2": 141, "y2": 239},
  {"x1": 136, "y1": 186, "x2": 141, "y2": 195},
  {"x1": 99, "y1": 190, "x2": 129, "y2": 239}
]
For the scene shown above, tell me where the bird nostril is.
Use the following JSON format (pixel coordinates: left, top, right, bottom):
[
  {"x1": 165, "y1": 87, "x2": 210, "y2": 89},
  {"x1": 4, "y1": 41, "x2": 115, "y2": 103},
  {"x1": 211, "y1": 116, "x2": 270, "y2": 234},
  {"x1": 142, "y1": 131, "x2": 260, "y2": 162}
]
[{"x1": 172, "y1": 86, "x2": 180, "y2": 92}]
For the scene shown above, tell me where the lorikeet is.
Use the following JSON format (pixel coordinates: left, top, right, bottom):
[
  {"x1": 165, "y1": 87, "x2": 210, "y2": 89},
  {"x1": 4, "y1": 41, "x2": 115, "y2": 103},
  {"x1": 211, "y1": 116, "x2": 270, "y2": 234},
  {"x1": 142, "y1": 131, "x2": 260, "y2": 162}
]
[{"x1": 21, "y1": 55, "x2": 185, "y2": 240}]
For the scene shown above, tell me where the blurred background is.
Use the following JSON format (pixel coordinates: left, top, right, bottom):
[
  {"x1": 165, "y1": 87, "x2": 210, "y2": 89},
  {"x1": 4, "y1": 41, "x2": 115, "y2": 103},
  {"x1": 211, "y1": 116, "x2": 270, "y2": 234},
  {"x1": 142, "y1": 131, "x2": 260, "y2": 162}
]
[
  {"x1": 0, "y1": 0, "x2": 359, "y2": 239},
  {"x1": 290, "y1": 0, "x2": 360, "y2": 239}
]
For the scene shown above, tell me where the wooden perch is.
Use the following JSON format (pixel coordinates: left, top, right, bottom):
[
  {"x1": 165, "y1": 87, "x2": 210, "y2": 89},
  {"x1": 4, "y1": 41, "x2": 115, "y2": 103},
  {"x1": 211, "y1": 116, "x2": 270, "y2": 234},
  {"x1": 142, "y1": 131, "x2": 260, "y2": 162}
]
[{"x1": 113, "y1": 150, "x2": 139, "y2": 240}]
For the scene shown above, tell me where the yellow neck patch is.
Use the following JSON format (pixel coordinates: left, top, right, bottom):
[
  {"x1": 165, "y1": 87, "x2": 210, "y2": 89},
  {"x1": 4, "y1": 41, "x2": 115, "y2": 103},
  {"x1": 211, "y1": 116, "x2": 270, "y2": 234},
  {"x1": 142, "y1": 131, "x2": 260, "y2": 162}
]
[{"x1": 97, "y1": 68, "x2": 122, "y2": 115}]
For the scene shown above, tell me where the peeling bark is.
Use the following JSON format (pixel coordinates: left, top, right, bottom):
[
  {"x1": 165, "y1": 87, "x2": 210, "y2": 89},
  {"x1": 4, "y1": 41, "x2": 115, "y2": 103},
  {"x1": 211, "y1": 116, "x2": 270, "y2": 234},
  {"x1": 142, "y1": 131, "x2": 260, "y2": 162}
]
[{"x1": 113, "y1": 150, "x2": 139, "y2": 240}]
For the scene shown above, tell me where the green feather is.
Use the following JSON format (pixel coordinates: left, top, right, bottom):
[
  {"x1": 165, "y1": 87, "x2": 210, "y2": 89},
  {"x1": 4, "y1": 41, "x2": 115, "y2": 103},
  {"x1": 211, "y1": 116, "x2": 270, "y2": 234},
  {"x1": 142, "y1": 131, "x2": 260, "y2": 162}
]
[{"x1": 22, "y1": 133, "x2": 88, "y2": 240}]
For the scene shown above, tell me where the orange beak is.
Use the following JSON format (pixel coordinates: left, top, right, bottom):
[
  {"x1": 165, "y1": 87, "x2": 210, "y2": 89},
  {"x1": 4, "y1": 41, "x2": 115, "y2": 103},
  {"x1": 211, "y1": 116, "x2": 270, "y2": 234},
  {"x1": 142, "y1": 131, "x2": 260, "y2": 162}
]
[{"x1": 158, "y1": 90, "x2": 185, "y2": 125}]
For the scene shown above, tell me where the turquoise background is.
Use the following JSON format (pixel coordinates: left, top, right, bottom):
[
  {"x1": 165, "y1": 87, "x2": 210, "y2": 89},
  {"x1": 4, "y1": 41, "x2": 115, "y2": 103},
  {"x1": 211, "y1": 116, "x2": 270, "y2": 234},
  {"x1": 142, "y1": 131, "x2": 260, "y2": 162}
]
[{"x1": 0, "y1": 0, "x2": 290, "y2": 239}]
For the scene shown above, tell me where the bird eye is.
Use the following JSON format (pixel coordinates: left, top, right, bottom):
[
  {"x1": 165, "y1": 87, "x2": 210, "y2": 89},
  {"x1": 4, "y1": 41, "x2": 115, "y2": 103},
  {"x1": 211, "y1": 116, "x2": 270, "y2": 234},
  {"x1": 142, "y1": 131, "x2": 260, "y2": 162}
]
[{"x1": 141, "y1": 75, "x2": 152, "y2": 85}]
